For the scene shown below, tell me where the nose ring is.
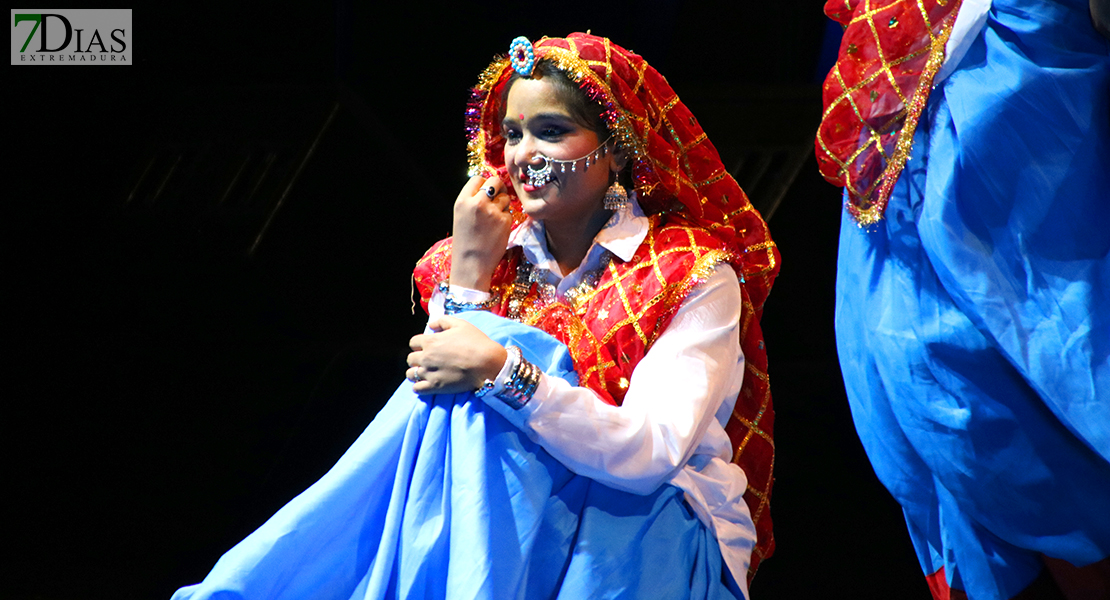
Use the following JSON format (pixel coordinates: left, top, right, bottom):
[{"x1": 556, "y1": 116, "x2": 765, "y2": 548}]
[
  {"x1": 521, "y1": 136, "x2": 614, "y2": 188},
  {"x1": 526, "y1": 157, "x2": 553, "y2": 187}
]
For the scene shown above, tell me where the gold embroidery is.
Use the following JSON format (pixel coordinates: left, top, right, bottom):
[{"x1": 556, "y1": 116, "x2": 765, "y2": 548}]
[
  {"x1": 854, "y1": 2, "x2": 960, "y2": 224},
  {"x1": 817, "y1": 0, "x2": 964, "y2": 223},
  {"x1": 749, "y1": 454, "x2": 774, "y2": 532},
  {"x1": 864, "y1": 0, "x2": 910, "y2": 106},
  {"x1": 849, "y1": 0, "x2": 901, "y2": 25},
  {"x1": 693, "y1": 170, "x2": 727, "y2": 189}
]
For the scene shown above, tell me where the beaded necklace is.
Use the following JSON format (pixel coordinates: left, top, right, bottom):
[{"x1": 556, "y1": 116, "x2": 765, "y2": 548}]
[{"x1": 505, "y1": 250, "x2": 614, "y2": 322}]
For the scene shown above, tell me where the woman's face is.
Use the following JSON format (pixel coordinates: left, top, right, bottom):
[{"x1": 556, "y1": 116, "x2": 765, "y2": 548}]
[{"x1": 501, "y1": 77, "x2": 618, "y2": 231}]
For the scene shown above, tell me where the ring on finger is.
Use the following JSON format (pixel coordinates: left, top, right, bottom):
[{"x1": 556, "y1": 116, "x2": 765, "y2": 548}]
[
  {"x1": 484, "y1": 184, "x2": 497, "y2": 198},
  {"x1": 407, "y1": 368, "x2": 423, "y2": 383}
]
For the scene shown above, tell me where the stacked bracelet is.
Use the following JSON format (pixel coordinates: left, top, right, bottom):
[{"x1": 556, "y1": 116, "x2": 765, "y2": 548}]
[
  {"x1": 438, "y1": 282, "x2": 499, "y2": 315},
  {"x1": 493, "y1": 345, "x2": 541, "y2": 410},
  {"x1": 474, "y1": 378, "x2": 495, "y2": 398}
]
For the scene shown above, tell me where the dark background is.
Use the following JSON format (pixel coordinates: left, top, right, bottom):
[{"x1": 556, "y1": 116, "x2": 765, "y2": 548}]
[{"x1": 11, "y1": 2, "x2": 930, "y2": 598}]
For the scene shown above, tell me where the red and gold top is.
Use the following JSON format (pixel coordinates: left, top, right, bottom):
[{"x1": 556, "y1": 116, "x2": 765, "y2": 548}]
[
  {"x1": 816, "y1": 0, "x2": 963, "y2": 225},
  {"x1": 414, "y1": 212, "x2": 776, "y2": 576},
  {"x1": 423, "y1": 32, "x2": 780, "y2": 577}
]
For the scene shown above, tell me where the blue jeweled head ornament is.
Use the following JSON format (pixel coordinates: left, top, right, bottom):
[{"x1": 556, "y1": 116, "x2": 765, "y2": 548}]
[{"x1": 508, "y1": 36, "x2": 536, "y2": 77}]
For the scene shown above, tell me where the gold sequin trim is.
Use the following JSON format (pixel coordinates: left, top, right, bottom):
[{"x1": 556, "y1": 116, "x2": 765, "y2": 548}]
[{"x1": 853, "y1": 2, "x2": 960, "y2": 225}]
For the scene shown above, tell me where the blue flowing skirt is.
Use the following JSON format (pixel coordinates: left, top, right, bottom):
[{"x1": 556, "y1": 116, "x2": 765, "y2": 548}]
[
  {"x1": 835, "y1": 0, "x2": 1110, "y2": 598},
  {"x1": 172, "y1": 312, "x2": 742, "y2": 600}
]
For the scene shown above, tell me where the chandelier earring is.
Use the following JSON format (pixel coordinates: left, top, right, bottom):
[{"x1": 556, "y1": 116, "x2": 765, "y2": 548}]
[{"x1": 603, "y1": 177, "x2": 628, "y2": 211}]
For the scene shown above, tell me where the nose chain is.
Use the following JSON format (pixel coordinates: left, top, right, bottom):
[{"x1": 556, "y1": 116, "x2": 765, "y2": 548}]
[{"x1": 525, "y1": 136, "x2": 614, "y2": 187}]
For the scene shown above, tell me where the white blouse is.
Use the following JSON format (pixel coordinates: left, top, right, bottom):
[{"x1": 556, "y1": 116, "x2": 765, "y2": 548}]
[
  {"x1": 428, "y1": 198, "x2": 756, "y2": 596},
  {"x1": 936, "y1": 0, "x2": 992, "y2": 84}
]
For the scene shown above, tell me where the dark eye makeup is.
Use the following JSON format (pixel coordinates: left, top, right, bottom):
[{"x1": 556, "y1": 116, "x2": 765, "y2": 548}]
[{"x1": 501, "y1": 120, "x2": 575, "y2": 145}]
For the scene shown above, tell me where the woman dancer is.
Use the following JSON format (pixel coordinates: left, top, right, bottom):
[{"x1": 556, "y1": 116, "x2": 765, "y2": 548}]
[
  {"x1": 817, "y1": 0, "x2": 1110, "y2": 597},
  {"x1": 173, "y1": 32, "x2": 778, "y2": 600}
]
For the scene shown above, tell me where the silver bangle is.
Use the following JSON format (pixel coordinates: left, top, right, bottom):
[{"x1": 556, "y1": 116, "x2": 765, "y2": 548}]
[
  {"x1": 438, "y1": 282, "x2": 499, "y2": 315},
  {"x1": 474, "y1": 378, "x2": 496, "y2": 398},
  {"x1": 494, "y1": 346, "x2": 540, "y2": 410},
  {"x1": 475, "y1": 346, "x2": 516, "y2": 399}
]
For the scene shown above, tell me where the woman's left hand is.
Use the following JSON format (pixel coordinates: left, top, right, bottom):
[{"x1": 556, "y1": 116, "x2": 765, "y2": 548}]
[{"x1": 407, "y1": 317, "x2": 508, "y2": 395}]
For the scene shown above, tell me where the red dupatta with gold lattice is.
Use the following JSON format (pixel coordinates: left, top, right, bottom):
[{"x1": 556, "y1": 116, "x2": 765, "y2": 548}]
[{"x1": 816, "y1": 0, "x2": 963, "y2": 225}]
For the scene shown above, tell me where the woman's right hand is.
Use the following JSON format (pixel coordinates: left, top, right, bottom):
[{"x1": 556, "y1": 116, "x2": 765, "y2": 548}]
[{"x1": 449, "y1": 174, "x2": 513, "y2": 292}]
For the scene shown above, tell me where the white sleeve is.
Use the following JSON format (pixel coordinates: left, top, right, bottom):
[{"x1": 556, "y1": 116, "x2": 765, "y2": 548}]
[
  {"x1": 427, "y1": 284, "x2": 492, "y2": 323},
  {"x1": 480, "y1": 265, "x2": 745, "y2": 495}
]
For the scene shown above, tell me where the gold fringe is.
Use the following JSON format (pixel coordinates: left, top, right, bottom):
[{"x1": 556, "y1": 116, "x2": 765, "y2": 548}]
[{"x1": 851, "y1": 0, "x2": 963, "y2": 226}]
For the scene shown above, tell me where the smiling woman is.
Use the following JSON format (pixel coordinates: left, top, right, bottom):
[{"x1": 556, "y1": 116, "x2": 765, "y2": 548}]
[
  {"x1": 173, "y1": 33, "x2": 779, "y2": 600},
  {"x1": 508, "y1": 80, "x2": 616, "y2": 209},
  {"x1": 501, "y1": 75, "x2": 623, "y2": 273}
]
